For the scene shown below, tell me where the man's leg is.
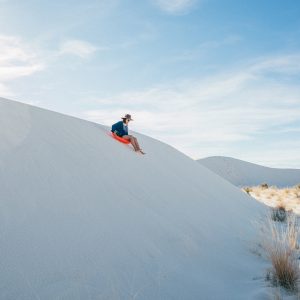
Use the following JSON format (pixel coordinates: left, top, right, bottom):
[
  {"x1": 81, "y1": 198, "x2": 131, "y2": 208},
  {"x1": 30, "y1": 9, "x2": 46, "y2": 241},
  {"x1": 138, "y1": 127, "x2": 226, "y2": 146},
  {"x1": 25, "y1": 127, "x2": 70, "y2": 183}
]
[
  {"x1": 122, "y1": 135, "x2": 140, "y2": 151},
  {"x1": 132, "y1": 137, "x2": 141, "y2": 151},
  {"x1": 132, "y1": 136, "x2": 145, "y2": 154}
]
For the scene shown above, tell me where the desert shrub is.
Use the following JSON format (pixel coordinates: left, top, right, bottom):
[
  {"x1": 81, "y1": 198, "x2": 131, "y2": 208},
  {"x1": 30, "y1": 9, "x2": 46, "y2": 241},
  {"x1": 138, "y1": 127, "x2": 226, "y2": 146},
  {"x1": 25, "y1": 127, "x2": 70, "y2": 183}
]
[
  {"x1": 272, "y1": 200, "x2": 287, "y2": 222},
  {"x1": 260, "y1": 183, "x2": 269, "y2": 189},
  {"x1": 271, "y1": 207, "x2": 287, "y2": 222}
]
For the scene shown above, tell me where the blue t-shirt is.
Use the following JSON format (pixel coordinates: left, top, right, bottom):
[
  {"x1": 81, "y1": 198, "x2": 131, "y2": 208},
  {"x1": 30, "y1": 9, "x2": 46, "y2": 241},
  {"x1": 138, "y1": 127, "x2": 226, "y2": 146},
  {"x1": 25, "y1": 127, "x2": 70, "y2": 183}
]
[{"x1": 111, "y1": 121, "x2": 128, "y2": 136}]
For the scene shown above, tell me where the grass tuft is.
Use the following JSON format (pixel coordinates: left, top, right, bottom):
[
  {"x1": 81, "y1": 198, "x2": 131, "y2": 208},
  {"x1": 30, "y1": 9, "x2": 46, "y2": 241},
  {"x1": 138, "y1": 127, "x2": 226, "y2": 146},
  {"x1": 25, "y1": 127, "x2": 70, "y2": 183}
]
[
  {"x1": 268, "y1": 245, "x2": 299, "y2": 291},
  {"x1": 261, "y1": 214, "x2": 300, "y2": 292}
]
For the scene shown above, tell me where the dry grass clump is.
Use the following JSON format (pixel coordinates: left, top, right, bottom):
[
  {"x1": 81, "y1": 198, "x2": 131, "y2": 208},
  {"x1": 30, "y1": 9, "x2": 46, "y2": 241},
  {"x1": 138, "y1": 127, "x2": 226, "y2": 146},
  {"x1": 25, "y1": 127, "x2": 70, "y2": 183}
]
[
  {"x1": 261, "y1": 214, "x2": 300, "y2": 292},
  {"x1": 268, "y1": 247, "x2": 299, "y2": 291},
  {"x1": 268, "y1": 214, "x2": 299, "y2": 250},
  {"x1": 243, "y1": 187, "x2": 252, "y2": 194}
]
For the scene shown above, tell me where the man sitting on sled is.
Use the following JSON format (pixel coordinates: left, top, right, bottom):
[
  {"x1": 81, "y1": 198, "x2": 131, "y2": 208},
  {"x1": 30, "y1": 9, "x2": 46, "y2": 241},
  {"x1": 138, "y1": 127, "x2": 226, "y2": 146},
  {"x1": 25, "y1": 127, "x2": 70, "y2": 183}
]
[{"x1": 111, "y1": 114, "x2": 145, "y2": 155}]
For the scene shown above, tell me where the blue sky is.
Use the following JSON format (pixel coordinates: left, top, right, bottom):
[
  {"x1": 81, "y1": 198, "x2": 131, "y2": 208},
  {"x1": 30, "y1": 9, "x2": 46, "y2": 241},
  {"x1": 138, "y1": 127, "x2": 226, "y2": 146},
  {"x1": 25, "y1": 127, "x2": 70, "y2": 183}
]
[{"x1": 0, "y1": 0, "x2": 300, "y2": 168}]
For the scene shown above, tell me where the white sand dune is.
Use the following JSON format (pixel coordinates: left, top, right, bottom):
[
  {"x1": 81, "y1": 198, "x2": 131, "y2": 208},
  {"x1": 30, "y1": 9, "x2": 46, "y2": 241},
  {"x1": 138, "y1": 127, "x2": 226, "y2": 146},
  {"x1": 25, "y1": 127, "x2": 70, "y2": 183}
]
[
  {"x1": 0, "y1": 97, "x2": 267, "y2": 299},
  {"x1": 199, "y1": 156, "x2": 300, "y2": 188}
]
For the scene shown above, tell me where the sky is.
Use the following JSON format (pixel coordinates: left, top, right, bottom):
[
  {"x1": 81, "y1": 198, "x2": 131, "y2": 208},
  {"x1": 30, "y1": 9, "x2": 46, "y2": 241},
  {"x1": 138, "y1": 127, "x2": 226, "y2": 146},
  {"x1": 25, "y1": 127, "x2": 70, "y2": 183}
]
[{"x1": 0, "y1": 0, "x2": 300, "y2": 168}]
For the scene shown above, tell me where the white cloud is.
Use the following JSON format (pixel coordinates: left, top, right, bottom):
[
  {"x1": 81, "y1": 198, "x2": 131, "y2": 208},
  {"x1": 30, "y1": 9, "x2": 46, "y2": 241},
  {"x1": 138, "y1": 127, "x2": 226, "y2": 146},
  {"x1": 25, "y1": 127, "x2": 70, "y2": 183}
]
[
  {"x1": 0, "y1": 35, "x2": 106, "y2": 98},
  {"x1": 165, "y1": 35, "x2": 242, "y2": 63},
  {"x1": 79, "y1": 53, "x2": 300, "y2": 166},
  {"x1": 153, "y1": 0, "x2": 198, "y2": 14},
  {"x1": 0, "y1": 35, "x2": 45, "y2": 96},
  {"x1": 58, "y1": 39, "x2": 105, "y2": 58},
  {"x1": 250, "y1": 54, "x2": 300, "y2": 74}
]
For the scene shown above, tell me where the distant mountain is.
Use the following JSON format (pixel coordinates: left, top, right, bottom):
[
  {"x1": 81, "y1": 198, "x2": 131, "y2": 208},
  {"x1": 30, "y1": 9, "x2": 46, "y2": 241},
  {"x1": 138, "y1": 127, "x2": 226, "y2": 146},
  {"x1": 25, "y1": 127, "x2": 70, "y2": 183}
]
[
  {"x1": 0, "y1": 97, "x2": 265, "y2": 299},
  {"x1": 198, "y1": 156, "x2": 300, "y2": 187}
]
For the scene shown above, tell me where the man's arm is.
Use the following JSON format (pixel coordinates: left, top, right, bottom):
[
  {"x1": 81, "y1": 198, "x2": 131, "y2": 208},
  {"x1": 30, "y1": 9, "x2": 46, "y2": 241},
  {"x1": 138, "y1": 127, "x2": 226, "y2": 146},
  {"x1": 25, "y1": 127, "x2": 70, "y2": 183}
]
[
  {"x1": 112, "y1": 121, "x2": 125, "y2": 136},
  {"x1": 111, "y1": 121, "x2": 121, "y2": 132}
]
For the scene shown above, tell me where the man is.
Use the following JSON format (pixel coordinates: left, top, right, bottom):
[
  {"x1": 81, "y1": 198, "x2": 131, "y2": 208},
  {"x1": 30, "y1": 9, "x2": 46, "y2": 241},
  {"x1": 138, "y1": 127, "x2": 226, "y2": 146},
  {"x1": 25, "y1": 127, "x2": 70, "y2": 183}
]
[{"x1": 111, "y1": 114, "x2": 145, "y2": 154}]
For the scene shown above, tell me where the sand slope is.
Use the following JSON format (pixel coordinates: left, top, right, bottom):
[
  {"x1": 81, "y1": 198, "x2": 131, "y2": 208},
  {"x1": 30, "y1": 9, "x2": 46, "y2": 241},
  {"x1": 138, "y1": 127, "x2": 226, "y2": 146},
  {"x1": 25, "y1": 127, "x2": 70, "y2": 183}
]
[
  {"x1": 199, "y1": 156, "x2": 300, "y2": 188},
  {"x1": 0, "y1": 98, "x2": 266, "y2": 299}
]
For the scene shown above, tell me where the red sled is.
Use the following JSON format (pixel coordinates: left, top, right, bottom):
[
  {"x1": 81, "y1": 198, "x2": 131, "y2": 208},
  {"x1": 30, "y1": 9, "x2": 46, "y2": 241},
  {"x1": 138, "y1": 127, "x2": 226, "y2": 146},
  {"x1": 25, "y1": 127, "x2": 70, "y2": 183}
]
[{"x1": 110, "y1": 132, "x2": 130, "y2": 144}]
